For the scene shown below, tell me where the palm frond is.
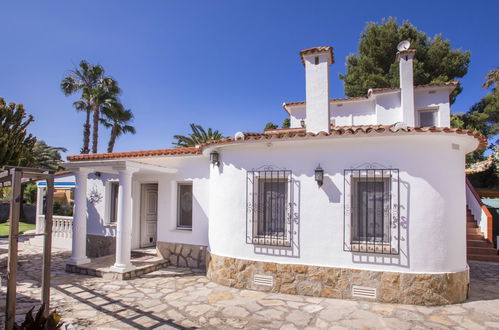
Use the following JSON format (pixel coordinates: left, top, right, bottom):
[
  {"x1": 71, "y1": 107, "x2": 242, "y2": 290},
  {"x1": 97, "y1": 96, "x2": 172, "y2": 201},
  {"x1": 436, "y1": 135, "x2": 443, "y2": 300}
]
[{"x1": 172, "y1": 123, "x2": 225, "y2": 147}]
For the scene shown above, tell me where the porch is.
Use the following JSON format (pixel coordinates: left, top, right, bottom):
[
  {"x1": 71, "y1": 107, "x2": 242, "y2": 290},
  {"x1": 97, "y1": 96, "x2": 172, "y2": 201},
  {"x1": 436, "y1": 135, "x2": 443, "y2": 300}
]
[
  {"x1": 63, "y1": 160, "x2": 177, "y2": 277},
  {"x1": 65, "y1": 248, "x2": 169, "y2": 280}
]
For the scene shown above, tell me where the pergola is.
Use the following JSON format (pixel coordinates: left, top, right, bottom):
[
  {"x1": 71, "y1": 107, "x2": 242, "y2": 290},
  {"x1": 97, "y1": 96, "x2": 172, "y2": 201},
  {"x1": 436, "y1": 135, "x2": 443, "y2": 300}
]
[{"x1": 0, "y1": 166, "x2": 55, "y2": 329}]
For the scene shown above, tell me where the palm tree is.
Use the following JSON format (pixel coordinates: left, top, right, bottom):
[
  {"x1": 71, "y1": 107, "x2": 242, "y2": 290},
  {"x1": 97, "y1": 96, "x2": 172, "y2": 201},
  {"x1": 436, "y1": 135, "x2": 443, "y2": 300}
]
[
  {"x1": 72, "y1": 99, "x2": 92, "y2": 153},
  {"x1": 32, "y1": 140, "x2": 67, "y2": 170},
  {"x1": 173, "y1": 123, "x2": 224, "y2": 147},
  {"x1": 483, "y1": 67, "x2": 499, "y2": 90},
  {"x1": 61, "y1": 60, "x2": 120, "y2": 154},
  {"x1": 90, "y1": 81, "x2": 119, "y2": 153},
  {"x1": 101, "y1": 100, "x2": 136, "y2": 153}
]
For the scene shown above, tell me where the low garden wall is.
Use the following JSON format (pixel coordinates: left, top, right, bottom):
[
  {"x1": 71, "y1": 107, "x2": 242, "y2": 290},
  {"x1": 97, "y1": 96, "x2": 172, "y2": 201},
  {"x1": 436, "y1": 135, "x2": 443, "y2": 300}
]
[{"x1": 0, "y1": 202, "x2": 36, "y2": 224}]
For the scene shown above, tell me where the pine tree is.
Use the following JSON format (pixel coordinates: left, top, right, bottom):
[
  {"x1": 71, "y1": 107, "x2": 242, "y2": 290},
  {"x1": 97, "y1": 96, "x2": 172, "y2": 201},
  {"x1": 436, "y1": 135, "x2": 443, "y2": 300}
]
[{"x1": 340, "y1": 18, "x2": 470, "y2": 104}]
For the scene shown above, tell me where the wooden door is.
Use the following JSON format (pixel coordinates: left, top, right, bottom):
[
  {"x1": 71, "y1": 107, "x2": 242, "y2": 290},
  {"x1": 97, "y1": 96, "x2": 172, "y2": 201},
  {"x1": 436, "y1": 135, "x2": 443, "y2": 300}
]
[{"x1": 140, "y1": 183, "x2": 158, "y2": 247}]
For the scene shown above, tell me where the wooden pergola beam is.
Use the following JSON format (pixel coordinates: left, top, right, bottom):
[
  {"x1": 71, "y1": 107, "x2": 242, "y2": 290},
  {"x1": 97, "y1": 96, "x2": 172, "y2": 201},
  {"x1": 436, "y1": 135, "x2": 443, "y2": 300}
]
[
  {"x1": 3, "y1": 166, "x2": 55, "y2": 328},
  {"x1": 5, "y1": 168, "x2": 22, "y2": 329}
]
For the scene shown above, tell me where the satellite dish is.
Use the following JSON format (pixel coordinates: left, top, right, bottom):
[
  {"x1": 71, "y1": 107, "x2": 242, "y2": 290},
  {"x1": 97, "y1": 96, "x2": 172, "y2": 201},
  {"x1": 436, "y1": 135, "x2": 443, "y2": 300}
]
[{"x1": 397, "y1": 40, "x2": 411, "y2": 51}]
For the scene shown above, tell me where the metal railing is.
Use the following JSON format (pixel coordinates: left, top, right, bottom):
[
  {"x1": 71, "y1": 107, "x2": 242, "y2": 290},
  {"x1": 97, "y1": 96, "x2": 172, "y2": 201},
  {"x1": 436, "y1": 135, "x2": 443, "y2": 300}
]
[
  {"x1": 343, "y1": 166, "x2": 400, "y2": 255},
  {"x1": 246, "y1": 167, "x2": 293, "y2": 247}
]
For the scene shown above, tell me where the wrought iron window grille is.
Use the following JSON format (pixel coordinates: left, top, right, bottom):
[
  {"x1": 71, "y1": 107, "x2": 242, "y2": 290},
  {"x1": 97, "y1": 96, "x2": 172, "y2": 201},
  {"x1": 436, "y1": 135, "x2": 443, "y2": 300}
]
[
  {"x1": 246, "y1": 166, "x2": 293, "y2": 247},
  {"x1": 343, "y1": 164, "x2": 400, "y2": 255}
]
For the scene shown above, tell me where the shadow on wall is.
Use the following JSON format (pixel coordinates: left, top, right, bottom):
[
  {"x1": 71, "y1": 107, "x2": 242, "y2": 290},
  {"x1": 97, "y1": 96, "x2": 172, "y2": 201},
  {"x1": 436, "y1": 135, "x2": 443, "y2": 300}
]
[
  {"x1": 322, "y1": 176, "x2": 341, "y2": 203},
  {"x1": 85, "y1": 177, "x2": 117, "y2": 258},
  {"x1": 253, "y1": 179, "x2": 301, "y2": 258},
  {"x1": 350, "y1": 177, "x2": 410, "y2": 268}
]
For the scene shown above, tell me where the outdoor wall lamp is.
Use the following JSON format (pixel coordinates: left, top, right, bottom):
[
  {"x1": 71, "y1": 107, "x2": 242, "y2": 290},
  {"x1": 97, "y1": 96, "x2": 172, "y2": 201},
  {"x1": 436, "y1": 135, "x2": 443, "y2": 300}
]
[
  {"x1": 315, "y1": 165, "x2": 324, "y2": 187},
  {"x1": 300, "y1": 119, "x2": 306, "y2": 128},
  {"x1": 210, "y1": 151, "x2": 220, "y2": 166},
  {"x1": 94, "y1": 171, "x2": 101, "y2": 178}
]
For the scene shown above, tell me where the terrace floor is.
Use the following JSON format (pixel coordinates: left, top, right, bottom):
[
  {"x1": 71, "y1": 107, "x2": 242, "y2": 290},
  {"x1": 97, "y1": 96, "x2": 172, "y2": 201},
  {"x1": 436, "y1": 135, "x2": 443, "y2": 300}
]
[
  {"x1": 1, "y1": 240, "x2": 499, "y2": 329},
  {"x1": 65, "y1": 248, "x2": 170, "y2": 280}
]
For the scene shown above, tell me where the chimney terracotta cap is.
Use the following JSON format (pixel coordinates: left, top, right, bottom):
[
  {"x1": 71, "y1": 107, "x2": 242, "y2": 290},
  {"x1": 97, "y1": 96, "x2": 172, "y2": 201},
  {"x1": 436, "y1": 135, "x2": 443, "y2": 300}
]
[
  {"x1": 396, "y1": 48, "x2": 417, "y2": 61},
  {"x1": 300, "y1": 46, "x2": 334, "y2": 66}
]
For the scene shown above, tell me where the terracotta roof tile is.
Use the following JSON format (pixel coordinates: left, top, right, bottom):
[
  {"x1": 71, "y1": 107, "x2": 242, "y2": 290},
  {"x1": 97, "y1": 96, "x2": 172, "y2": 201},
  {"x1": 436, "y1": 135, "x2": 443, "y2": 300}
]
[
  {"x1": 242, "y1": 124, "x2": 486, "y2": 151},
  {"x1": 369, "y1": 81, "x2": 459, "y2": 95},
  {"x1": 299, "y1": 46, "x2": 334, "y2": 66},
  {"x1": 67, "y1": 147, "x2": 201, "y2": 161},
  {"x1": 67, "y1": 124, "x2": 487, "y2": 162}
]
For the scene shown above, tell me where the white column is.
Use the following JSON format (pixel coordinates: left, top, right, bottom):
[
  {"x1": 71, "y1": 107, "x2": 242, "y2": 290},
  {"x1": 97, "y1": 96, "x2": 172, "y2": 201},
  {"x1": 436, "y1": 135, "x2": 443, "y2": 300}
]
[
  {"x1": 35, "y1": 186, "x2": 44, "y2": 234},
  {"x1": 68, "y1": 169, "x2": 91, "y2": 265},
  {"x1": 111, "y1": 168, "x2": 137, "y2": 272}
]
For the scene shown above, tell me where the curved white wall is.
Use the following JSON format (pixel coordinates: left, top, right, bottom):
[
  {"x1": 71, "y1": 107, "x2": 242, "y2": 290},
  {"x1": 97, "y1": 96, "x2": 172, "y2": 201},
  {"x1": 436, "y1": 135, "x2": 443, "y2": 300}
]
[{"x1": 208, "y1": 134, "x2": 474, "y2": 274}]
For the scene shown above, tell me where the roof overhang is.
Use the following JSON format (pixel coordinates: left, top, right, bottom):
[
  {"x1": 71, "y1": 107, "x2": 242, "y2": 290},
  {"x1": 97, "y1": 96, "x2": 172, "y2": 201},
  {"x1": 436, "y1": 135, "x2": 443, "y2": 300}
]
[{"x1": 62, "y1": 160, "x2": 178, "y2": 175}]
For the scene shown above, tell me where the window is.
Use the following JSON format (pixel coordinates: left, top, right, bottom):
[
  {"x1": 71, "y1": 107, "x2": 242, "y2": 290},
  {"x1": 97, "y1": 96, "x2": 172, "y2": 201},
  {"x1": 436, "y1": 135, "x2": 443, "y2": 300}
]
[
  {"x1": 177, "y1": 183, "x2": 192, "y2": 229},
  {"x1": 257, "y1": 179, "x2": 287, "y2": 236},
  {"x1": 314, "y1": 56, "x2": 319, "y2": 65},
  {"x1": 246, "y1": 169, "x2": 292, "y2": 247},
  {"x1": 351, "y1": 178, "x2": 390, "y2": 243},
  {"x1": 108, "y1": 182, "x2": 119, "y2": 224},
  {"x1": 418, "y1": 109, "x2": 438, "y2": 127},
  {"x1": 344, "y1": 167, "x2": 400, "y2": 255}
]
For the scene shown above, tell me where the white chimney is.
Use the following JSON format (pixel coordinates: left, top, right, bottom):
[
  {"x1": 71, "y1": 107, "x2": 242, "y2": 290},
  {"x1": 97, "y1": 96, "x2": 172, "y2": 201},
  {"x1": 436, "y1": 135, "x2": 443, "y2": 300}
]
[
  {"x1": 396, "y1": 47, "x2": 416, "y2": 126},
  {"x1": 300, "y1": 47, "x2": 334, "y2": 134}
]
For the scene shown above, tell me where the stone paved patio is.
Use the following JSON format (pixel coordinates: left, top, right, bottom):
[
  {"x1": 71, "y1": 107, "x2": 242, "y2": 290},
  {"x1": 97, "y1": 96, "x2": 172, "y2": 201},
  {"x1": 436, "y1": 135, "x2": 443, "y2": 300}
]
[
  {"x1": 65, "y1": 249, "x2": 169, "y2": 280},
  {"x1": 1, "y1": 241, "x2": 499, "y2": 329}
]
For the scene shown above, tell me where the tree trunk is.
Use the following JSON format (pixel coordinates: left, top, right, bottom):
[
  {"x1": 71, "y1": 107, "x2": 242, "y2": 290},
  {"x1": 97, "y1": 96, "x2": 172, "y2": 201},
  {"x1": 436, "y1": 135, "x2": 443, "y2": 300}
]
[
  {"x1": 82, "y1": 110, "x2": 91, "y2": 154},
  {"x1": 92, "y1": 104, "x2": 99, "y2": 154},
  {"x1": 107, "y1": 125, "x2": 118, "y2": 153}
]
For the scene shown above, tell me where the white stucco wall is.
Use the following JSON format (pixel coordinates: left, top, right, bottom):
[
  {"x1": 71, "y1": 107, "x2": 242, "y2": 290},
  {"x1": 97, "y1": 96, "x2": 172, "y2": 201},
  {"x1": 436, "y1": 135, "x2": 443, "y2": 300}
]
[
  {"x1": 415, "y1": 89, "x2": 451, "y2": 127},
  {"x1": 289, "y1": 106, "x2": 306, "y2": 128},
  {"x1": 86, "y1": 173, "x2": 118, "y2": 237},
  {"x1": 288, "y1": 88, "x2": 453, "y2": 129},
  {"x1": 78, "y1": 130, "x2": 478, "y2": 275},
  {"x1": 331, "y1": 100, "x2": 376, "y2": 126},
  {"x1": 82, "y1": 157, "x2": 210, "y2": 250},
  {"x1": 207, "y1": 133, "x2": 476, "y2": 274},
  {"x1": 375, "y1": 92, "x2": 402, "y2": 125},
  {"x1": 145, "y1": 157, "x2": 210, "y2": 248}
]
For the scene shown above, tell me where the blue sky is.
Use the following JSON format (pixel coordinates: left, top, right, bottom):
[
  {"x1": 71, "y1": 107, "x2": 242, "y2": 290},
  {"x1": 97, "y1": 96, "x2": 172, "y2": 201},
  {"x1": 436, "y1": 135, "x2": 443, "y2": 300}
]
[{"x1": 1, "y1": 1, "x2": 497, "y2": 157}]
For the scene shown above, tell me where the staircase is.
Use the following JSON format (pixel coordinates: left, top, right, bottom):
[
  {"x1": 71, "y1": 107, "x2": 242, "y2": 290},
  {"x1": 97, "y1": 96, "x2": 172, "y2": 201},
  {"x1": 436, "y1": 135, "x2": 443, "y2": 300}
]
[{"x1": 466, "y1": 208, "x2": 499, "y2": 262}]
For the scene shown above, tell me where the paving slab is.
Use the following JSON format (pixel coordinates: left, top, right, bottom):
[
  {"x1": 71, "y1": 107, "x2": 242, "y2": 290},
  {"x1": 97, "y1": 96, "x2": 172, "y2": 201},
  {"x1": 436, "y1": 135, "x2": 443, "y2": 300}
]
[{"x1": 1, "y1": 240, "x2": 499, "y2": 329}]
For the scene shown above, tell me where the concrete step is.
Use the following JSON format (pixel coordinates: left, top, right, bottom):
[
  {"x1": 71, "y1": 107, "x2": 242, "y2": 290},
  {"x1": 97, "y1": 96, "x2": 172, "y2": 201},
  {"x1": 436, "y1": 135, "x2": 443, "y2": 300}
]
[
  {"x1": 467, "y1": 239, "x2": 494, "y2": 248},
  {"x1": 468, "y1": 254, "x2": 499, "y2": 262},
  {"x1": 467, "y1": 228, "x2": 483, "y2": 235},
  {"x1": 467, "y1": 247, "x2": 498, "y2": 255},
  {"x1": 467, "y1": 233, "x2": 485, "y2": 240}
]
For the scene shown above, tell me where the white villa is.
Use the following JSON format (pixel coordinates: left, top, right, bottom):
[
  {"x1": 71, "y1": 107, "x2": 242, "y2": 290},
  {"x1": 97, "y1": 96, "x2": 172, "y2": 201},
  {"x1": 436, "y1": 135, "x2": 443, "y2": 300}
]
[{"x1": 52, "y1": 45, "x2": 488, "y2": 305}]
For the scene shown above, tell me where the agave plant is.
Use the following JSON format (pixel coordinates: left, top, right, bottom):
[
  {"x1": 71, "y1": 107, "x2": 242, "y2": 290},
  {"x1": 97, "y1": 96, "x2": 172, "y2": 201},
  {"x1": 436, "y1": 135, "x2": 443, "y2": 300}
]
[{"x1": 14, "y1": 304, "x2": 62, "y2": 330}]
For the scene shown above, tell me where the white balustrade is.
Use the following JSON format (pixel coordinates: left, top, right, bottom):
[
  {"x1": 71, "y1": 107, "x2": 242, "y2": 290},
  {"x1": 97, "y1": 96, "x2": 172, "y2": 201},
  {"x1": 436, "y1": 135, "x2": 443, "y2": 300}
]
[{"x1": 37, "y1": 215, "x2": 73, "y2": 238}]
